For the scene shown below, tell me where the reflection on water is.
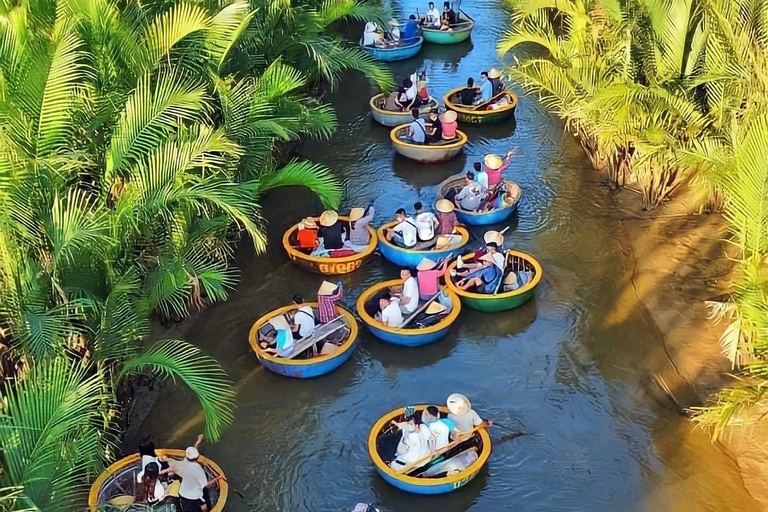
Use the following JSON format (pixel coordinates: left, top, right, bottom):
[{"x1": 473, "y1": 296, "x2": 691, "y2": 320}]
[{"x1": 132, "y1": 0, "x2": 759, "y2": 510}]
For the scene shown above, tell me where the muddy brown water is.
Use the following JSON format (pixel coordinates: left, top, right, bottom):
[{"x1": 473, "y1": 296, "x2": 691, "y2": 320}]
[{"x1": 131, "y1": 1, "x2": 759, "y2": 510}]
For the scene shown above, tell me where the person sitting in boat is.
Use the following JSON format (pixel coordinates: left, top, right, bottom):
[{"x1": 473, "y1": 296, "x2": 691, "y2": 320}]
[
  {"x1": 403, "y1": 14, "x2": 419, "y2": 43},
  {"x1": 318, "y1": 281, "x2": 343, "y2": 324},
  {"x1": 414, "y1": 201, "x2": 438, "y2": 243},
  {"x1": 422, "y1": 1, "x2": 441, "y2": 27},
  {"x1": 476, "y1": 71, "x2": 493, "y2": 103},
  {"x1": 385, "y1": 208, "x2": 418, "y2": 248},
  {"x1": 296, "y1": 217, "x2": 319, "y2": 252},
  {"x1": 447, "y1": 393, "x2": 493, "y2": 432},
  {"x1": 502, "y1": 262, "x2": 534, "y2": 292},
  {"x1": 483, "y1": 151, "x2": 515, "y2": 187},
  {"x1": 396, "y1": 268, "x2": 420, "y2": 315},
  {"x1": 407, "y1": 107, "x2": 428, "y2": 144},
  {"x1": 442, "y1": 1, "x2": 457, "y2": 24},
  {"x1": 455, "y1": 253, "x2": 501, "y2": 293},
  {"x1": 417, "y1": 77, "x2": 430, "y2": 104},
  {"x1": 454, "y1": 171, "x2": 487, "y2": 211},
  {"x1": 352, "y1": 504, "x2": 379, "y2": 512},
  {"x1": 439, "y1": 18, "x2": 452, "y2": 31},
  {"x1": 387, "y1": 20, "x2": 401, "y2": 43},
  {"x1": 259, "y1": 323, "x2": 295, "y2": 357},
  {"x1": 435, "y1": 199, "x2": 458, "y2": 235},
  {"x1": 487, "y1": 95, "x2": 511, "y2": 110},
  {"x1": 440, "y1": 110, "x2": 458, "y2": 140},
  {"x1": 473, "y1": 161, "x2": 489, "y2": 190},
  {"x1": 488, "y1": 68, "x2": 504, "y2": 96},
  {"x1": 346, "y1": 205, "x2": 375, "y2": 251},
  {"x1": 363, "y1": 21, "x2": 384, "y2": 47},
  {"x1": 138, "y1": 462, "x2": 167, "y2": 505},
  {"x1": 290, "y1": 294, "x2": 315, "y2": 340},
  {"x1": 317, "y1": 210, "x2": 350, "y2": 253},
  {"x1": 425, "y1": 109, "x2": 443, "y2": 144},
  {"x1": 424, "y1": 414, "x2": 461, "y2": 450},
  {"x1": 378, "y1": 292, "x2": 404, "y2": 327},
  {"x1": 416, "y1": 257, "x2": 449, "y2": 300},
  {"x1": 486, "y1": 242, "x2": 506, "y2": 271},
  {"x1": 389, "y1": 414, "x2": 433, "y2": 470},
  {"x1": 460, "y1": 77, "x2": 478, "y2": 105}
]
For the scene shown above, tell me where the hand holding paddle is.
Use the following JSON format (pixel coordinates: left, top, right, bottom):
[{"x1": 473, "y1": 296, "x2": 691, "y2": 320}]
[{"x1": 395, "y1": 424, "x2": 484, "y2": 475}]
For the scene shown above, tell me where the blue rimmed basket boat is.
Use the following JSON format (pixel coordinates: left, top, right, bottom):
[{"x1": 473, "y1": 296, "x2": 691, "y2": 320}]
[
  {"x1": 248, "y1": 304, "x2": 358, "y2": 378},
  {"x1": 437, "y1": 174, "x2": 522, "y2": 226},
  {"x1": 360, "y1": 37, "x2": 423, "y2": 61},
  {"x1": 376, "y1": 221, "x2": 470, "y2": 267},
  {"x1": 356, "y1": 279, "x2": 461, "y2": 346},
  {"x1": 368, "y1": 405, "x2": 491, "y2": 494}
]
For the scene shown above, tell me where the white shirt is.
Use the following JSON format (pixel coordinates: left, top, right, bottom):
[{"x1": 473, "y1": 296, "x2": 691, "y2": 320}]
[
  {"x1": 401, "y1": 276, "x2": 419, "y2": 314},
  {"x1": 427, "y1": 7, "x2": 441, "y2": 25},
  {"x1": 393, "y1": 218, "x2": 418, "y2": 247},
  {"x1": 294, "y1": 306, "x2": 315, "y2": 338},
  {"x1": 427, "y1": 420, "x2": 453, "y2": 450},
  {"x1": 415, "y1": 211, "x2": 437, "y2": 241},
  {"x1": 448, "y1": 409, "x2": 483, "y2": 432},
  {"x1": 363, "y1": 31, "x2": 378, "y2": 46},
  {"x1": 381, "y1": 301, "x2": 404, "y2": 327},
  {"x1": 390, "y1": 26, "x2": 400, "y2": 41},
  {"x1": 167, "y1": 458, "x2": 208, "y2": 500},
  {"x1": 476, "y1": 170, "x2": 489, "y2": 190},
  {"x1": 491, "y1": 251, "x2": 505, "y2": 271}
]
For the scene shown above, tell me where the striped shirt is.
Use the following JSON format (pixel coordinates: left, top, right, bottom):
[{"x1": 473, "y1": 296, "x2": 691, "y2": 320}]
[{"x1": 318, "y1": 283, "x2": 343, "y2": 324}]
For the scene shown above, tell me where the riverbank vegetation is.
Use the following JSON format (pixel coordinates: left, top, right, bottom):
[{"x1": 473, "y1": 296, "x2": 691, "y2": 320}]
[
  {"x1": 0, "y1": 0, "x2": 390, "y2": 509},
  {"x1": 499, "y1": 0, "x2": 768, "y2": 439}
]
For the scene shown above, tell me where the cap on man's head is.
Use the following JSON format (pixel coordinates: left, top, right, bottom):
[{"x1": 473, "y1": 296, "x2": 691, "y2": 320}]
[{"x1": 185, "y1": 446, "x2": 199, "y2": 460}]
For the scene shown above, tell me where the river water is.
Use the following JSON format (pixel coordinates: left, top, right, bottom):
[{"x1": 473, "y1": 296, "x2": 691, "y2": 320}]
[{"x1": 133, "y1": 0, "x2": 759, "y2": 510}]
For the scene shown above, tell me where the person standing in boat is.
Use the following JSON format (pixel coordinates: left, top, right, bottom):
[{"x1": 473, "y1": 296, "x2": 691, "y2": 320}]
[
  {"x1": 416, "y1": 258, "x2": 449, "y2": 300},
  {"x1": 379, "y1": 292, "x2": 404, "y2": 327},
  {"x1": 447, "y1": 393, "x2": 493, "y2": 432},
  {"x1": 385, "y1": 208, "x2": 418, "y2": 248},
  {"x1": 346, "y1": 205, "x2": 375, "y2": 251},
  {"x1": 454, "y1": 171, "x2": 486, "y2": 211},
  {"x1": 476, "y1": 71, "x2": 493, "y2": 103},
  {"x1": 483, "y1": 151, "x2": 515, "y2": 187},
  {"x1": 317, "y1": 210, "x2": 349, "y2": 252},
  {"x1": 407, "y1": 108, "x2": 428, "y2": 144},
  {"x1": 397, "y1": 268, "x2": 420, "y2": 315},
  {"x1": 488, "y1": 68, "x2": 504, "y2": 96},
  {"x1": 414, "y1": 201, "x2": 438, "y2": 243},
  {"x1": 159, "y1": 437, "x2": 215, "y2": 512},
  {"x1": 317, "y1": 281, "x2": 343, "y2": 324},
  {"x1": 473, "y1": 161, "x2": 489, "y2": 190}
]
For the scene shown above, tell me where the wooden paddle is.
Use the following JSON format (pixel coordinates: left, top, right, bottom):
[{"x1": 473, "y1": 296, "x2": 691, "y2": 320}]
[
  {"x1": 472, "y1": 91, "x2": 506, "y2": 111},
  {"x1": 460, "y1": 9, "x2": 475, "y2": 22},
  {"x1": 395, "y1": 424, "x2": 484, "y2": 475},
  {"x1": 394, "y1": 290, "x2": 441, "y2": 331}
]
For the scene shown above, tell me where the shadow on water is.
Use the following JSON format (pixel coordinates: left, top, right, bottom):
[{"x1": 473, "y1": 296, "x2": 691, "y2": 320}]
[{"x1": 127, "y1": 0, "x2": 763, "y2": 510}]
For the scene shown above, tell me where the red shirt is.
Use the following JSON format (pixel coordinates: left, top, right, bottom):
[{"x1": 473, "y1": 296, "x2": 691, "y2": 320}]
[
  {"x1": 436, "y1": 211, "x2": 457, "y2": 235},
  {"x1": 442, "y1": 121, "x2": 457, "y2": 139},
  {"x1": 297, "y1": 228, "x2": 318, "y2": 249}
]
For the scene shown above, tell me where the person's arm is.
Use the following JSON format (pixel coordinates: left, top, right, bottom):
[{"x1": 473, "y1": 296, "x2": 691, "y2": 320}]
[
  {"x1": 437, "y1": 258, "x2": 450, "y2": 278},
  {"x1": 206, "y1": 475, "x2": 226, "y2": 488},
  {"x1": 330, "y1": 282, "x2": 343, "y2": 300},
  {"x1": 360, "y1": 205, "x2": 375, "y2": 226}
]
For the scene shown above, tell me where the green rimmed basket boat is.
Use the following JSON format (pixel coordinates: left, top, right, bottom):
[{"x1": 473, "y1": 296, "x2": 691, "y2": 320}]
[
  {"x1": 445, "y1": 250, "x2": 542, "y2": 311},
  {"x1": 421, "y1": 20, "x2": 474, "y2": 44}
]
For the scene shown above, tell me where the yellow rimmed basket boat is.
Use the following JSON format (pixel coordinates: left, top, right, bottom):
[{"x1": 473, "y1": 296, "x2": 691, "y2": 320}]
[
  {"x1": 369, "y1": 94, "x2": 438, "y2": 127},
  {"x1": 443, "y1": 88, "x2": 518, "y2": 124},
  {"x1": 356, "y1": 279, "x2": 461, "y2": 346},
  {"x1": 88, "y1": 449, "x2": 228, "y2": 511},
  {"x1": 282, "y1": 215, "x2": 377, "y2": 275},
  {"x1": 446, "y1": 250, "x2": 542, "y2": 312},
  {"x1": 390, "y1": 124, "x2": 468, "y2": 163},
  {"x1": 368, "y1": 405, "x2": 491, "y2": 494},
  {"x1": 248, "y1": 303, "x2": 358, "y2": 378},
  {"x1": 376, "y1": 221, "x2": 470, "y2": 267}
]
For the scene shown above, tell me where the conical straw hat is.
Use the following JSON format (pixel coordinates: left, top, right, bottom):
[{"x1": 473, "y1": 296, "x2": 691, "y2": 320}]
[
  {"x1": 435, "y1": 235, "x2": 451, "y2": 250},
  {"x1": 447, "y1": 393, "x2": 471, "y2": 415},
  {"x1": 483, "y1": 230, "x2": 504, "y2": 246},
  {"x1": 488, "y1": 68, "x2": 501, "y2": 79},
  {"x1": 319, "y1": 210, "x2": 338, "y2": 227},
  {"x1": 417, "y1": 258, "x2": 437, "y2": 271},
  {"x1": 484, "y1": 153, "x2": 503, "y2": 170},
  {"x1": 425, "y1": 302, "x2": 446, "y2": 315},
  {"x1": 436, "y1": 199, "x2": 454, "y2": 213},
  {"x1": 349, "y1": 207, "x2": 365, "y2": 222},
  {"x1": 317, "y1": 280, "x2": 338, "y2": 296},
  {"x1": 441, "y1": 110, "x2": 457, "y2": 123}
]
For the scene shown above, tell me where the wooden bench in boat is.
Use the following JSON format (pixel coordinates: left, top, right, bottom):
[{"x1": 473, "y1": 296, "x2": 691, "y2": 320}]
[{"x1": 284, "y1": 314, "x2": 349, "y2": 359}]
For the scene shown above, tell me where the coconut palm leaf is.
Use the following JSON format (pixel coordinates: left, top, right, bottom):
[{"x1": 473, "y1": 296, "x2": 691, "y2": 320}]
[
  {"x1": 254, "y1": 159, "x2": 342, "y2": 209},
  {"x1": 119, "y1": 339, "x2": 235, "y2": 441}
]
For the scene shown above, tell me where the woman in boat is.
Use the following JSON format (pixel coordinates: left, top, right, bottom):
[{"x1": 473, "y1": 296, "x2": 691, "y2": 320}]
[
  {"x1": 389, "y1": 414, "x2": 432, "y2": 470},
  {"x1": 316, "y1": 210, "x2": 350, "y2": 253},
  {"x1": 363, "y1": 21, "x2": 384, "y2": 47},
  {"x1": 441, "y1": 110, "x2": 458, "y2": 140},
  {"x1": 435, "y1": 199, "x2": 458, "y2": 236},
  {"x1": 379, "y1": 292, "x2": 404, "y2": 327},
  {"x1": 397, "y1": 268, "x2": 420, "y2": 315},
  {"x1": 290, "y1": 294, "x2": 315, "y2": 340},
  {"x1": 454, "y1": 253, "x2": 501, "y2": 293},
  {"x1": 416, "y1": 258, "x2": 449, "y2": 300},
  {"x1": 484, "y1": 151, "x2": 515, "y2": 187},
  {"x1": 137, "y1": 462, "x2": 166, "y2": 505},
  {"x1": 425, "y1": 109, "x2": 442, "y2": 143},
  {"x1": 488, "y1": 68, "x2": 504, "y2": 96},
  {"x1": 318, "y1": 281, "x2": 343, "y2": 324},
  {"x1": 346, "y1": 205, "x2": 375, "y2": 251}
]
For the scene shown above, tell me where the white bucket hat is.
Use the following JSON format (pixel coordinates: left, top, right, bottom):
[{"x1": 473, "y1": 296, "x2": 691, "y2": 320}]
[{"x1": 185, "y1": 446, "x2": 200, "y2": 460}]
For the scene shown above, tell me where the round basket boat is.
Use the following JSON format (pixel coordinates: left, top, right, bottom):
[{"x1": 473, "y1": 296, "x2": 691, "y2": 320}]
[
  {"x1": 360, "y1": 37, "x2": 423, "y2": 61},
  {"x1": 368, "y1": 405, "x2": 491, "y2": 494},
  {"x1": 376, "y1": 221, "x2": 470, "y2": 267},
  {"x1": 356, "y1": 279, "x2": 461, "y2": 346},
  {"x1": 390, "y1": 124, "x2": 468, "y2": 163},
  {"x1": 369, "y1": 94, "x2": 438, "y2": 127},
  {"x1": 88, "y1": 449, "x2": 228, "y2": 511},
  {"x1": 437, "y1": 174, "x2": 522, "y2": 226},
  {"x1": 421, "y1": 20, "x2": 474, "y2": 44},
  {"x1": 445, "y1": 250, "x2": 542, "y2": 312},
  {"x1": 282, "y1": 216, "x2": 377, "y2": 275},
  {"x1": 248, "y1": 303, "x2": 358, "y2": 378},
  {"x1": 443, "y1": 88, "x2": 518, "y2": 124}
]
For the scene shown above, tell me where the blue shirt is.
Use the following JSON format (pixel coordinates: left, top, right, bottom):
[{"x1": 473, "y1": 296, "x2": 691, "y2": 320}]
[
  {"x1": 470, "y1": 265, "x2": 501, "y2": 293},
  {"x1": 275, "y1": 329, "x2": 294, "y2": 357},
  {"x1": 435, "y1": 418, "x2": 456, "y2": 431},
  {"x1": 403, "y1": 20, "x2": 418, "y2": 42},
  {"x1": 479, "y1": 79, "x2": 493, "y2": 101}
]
